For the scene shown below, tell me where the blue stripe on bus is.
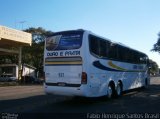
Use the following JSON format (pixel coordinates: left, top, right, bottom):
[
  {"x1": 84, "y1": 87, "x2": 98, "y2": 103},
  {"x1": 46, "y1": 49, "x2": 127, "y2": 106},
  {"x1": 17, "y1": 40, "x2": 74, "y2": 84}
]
[
  {"x1": 93, "y1": 61, "x2": 121, "y2": 72},
  {"x1": 45, "y1": 64, "x2": 82, "y2": 66},
  {"x1": 93, "y1": 61, "x2": 145, "y2": 72}
]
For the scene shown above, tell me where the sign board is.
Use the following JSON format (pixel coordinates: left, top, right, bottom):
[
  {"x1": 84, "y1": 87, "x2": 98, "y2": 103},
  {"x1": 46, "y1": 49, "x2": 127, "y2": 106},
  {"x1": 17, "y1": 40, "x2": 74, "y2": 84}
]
[{"x1": 0, "y1": 25, "x2": 32, "y2": 45}]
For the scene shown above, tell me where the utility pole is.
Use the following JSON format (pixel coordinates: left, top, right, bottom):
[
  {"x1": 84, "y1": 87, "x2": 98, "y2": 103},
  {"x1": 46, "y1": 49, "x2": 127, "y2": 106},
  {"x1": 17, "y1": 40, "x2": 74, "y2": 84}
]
[
  {"x1": 17, "y1": 21, "x2": 26, "y2": 82},
  {"x1": 19, "y1": 21, "x2": 26, "y2": 30},
  {"x1": 15, "y1": 21, "x2": 27, "y2": 30}
]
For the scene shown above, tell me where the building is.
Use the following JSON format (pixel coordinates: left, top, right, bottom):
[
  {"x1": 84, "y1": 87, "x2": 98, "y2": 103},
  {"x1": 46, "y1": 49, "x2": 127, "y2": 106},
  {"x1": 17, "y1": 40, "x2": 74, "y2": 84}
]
[
  {"x1": 0, "y1": 25, "x2": 32, "y2": 80},
  {"x1": 0, "y1": 64, "x2": 36, "y2": 81}
]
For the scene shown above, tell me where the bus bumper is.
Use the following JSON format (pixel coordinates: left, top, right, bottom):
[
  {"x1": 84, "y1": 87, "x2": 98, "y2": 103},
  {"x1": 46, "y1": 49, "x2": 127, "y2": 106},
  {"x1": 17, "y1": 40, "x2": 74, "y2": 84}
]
[{"x1": 44, "y1": 83, "x2": 84, "y2": 96}]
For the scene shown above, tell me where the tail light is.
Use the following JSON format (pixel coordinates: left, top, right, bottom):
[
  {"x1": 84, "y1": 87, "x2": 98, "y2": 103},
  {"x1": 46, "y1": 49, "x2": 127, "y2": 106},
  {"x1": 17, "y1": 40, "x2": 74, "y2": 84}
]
[{"x1": 81, "y1": 72, "x2": 87, "y2": 84}]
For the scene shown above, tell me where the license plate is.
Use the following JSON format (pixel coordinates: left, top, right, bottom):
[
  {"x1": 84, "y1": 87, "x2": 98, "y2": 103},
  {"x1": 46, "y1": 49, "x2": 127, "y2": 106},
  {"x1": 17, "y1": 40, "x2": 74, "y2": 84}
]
[{"x1": 58, "y1": 82, "x2": 66, "y2": 86}]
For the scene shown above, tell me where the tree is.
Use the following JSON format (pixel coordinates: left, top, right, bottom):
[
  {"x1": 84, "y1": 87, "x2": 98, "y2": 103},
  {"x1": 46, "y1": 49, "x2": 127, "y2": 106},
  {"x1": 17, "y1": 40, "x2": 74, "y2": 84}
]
[
  {"x1": 0, "y1": 55, "x2": 18, "y2": 64},
  {"x1": 151, "y1": 33, "x2": 160, "y2": 75},
  {"x1": 149, "y1": 59, "x2": 159, "y2": 75},
  {"x1": 151, "y1": 33, "x2": 160, "y2": 54},
  {"x1": 23, "y1": 27, "x2": 54, "y2": 77}
]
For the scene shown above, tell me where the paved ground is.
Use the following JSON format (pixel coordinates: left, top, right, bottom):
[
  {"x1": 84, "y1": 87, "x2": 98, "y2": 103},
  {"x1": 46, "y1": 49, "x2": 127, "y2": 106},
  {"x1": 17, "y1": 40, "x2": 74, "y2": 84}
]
[
  {"x1": 0, "y1": 77, "x2": 160, "y2": 119},
  {"x1": 0, "y1": 85, "x2": 44, "y2": 101}
]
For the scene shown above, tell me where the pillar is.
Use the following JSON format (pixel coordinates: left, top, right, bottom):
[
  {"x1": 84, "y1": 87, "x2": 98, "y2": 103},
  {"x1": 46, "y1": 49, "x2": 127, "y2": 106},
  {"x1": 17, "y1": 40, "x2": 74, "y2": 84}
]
[{"x1": 18, "y1": 47, "x2": 22, "y2": 81}]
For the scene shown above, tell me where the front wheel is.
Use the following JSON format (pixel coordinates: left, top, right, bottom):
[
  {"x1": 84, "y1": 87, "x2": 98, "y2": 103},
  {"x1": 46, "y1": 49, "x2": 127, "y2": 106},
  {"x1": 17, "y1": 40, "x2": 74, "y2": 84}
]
[{"x1": 144, "y1": 78, "x2": 149, "y2": 88}]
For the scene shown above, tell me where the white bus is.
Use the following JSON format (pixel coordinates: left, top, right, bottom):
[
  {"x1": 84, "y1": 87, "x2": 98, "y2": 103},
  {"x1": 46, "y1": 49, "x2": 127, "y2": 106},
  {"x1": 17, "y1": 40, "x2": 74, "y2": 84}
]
[{"x1": 43, "y1": 29, "x2": 150, "y2": 98}]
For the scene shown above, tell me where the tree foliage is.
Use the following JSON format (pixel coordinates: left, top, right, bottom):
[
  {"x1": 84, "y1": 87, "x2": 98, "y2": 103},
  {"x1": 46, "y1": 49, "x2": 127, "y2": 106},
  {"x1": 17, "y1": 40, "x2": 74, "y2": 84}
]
[
  {"x1": 0, "y1": 55, "x2": 18, "y2": 64},
  {"x1": 152, "y1": 33, "x2": 160, "y2": 54},
  {"x1": 23, "y1": 27, "x2": 54, "y2": 75},
  {"x1": 149, "y1": 59, "x2": 159, "y2": 75}
]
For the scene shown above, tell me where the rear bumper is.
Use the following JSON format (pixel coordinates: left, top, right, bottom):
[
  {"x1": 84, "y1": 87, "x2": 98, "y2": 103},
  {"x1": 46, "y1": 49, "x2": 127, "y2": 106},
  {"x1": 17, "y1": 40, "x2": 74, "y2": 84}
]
[
  {"x1": 44, "y1": 83, "x2": 84, "y2": 96},
  {"x1": 45, "y1": 82, "x2": 81, "y2": 87}
]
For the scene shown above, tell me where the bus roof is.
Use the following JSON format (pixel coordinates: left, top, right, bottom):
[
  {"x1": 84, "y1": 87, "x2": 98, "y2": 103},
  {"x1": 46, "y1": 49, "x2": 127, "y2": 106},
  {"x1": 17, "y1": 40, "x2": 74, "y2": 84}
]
[{"x1": 50, "y1": 29, "x2": 148, "y2": 57}]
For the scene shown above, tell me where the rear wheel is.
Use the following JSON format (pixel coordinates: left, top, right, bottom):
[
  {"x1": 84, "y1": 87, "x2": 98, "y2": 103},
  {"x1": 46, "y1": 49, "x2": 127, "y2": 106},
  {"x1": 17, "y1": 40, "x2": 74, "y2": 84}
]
[
  {"x1": 115, "y1": 82, "x2": 122, "y2": 97},
  {"x1": 107, "y1": 85, "x2": 114, "y2": 98}
]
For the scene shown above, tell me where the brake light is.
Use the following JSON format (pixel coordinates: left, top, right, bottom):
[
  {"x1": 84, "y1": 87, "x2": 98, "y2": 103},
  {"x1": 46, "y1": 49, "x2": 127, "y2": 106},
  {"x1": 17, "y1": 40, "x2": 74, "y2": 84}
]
[{"x1": 81, "y1": 72, "x2": 87, "y2": 84}]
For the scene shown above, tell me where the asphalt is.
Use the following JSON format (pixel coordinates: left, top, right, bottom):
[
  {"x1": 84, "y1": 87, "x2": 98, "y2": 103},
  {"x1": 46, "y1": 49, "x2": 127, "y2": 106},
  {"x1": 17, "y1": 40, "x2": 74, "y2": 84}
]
[{"x1": 0, "y1": 77, "x2": 160, "y2": 119}]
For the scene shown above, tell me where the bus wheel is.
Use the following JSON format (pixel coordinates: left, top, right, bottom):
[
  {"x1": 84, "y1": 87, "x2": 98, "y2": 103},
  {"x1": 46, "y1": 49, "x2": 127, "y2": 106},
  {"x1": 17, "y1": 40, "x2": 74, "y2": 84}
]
[
  {"x1": 116, "y1": 82, "x2": 122, "y2": 97},
  {"x1": 107, "y1": 85, "x2": 113, "y2": 98},
  {"x1": 144, "y1": 78, "x2": 149, "y2": 88}
]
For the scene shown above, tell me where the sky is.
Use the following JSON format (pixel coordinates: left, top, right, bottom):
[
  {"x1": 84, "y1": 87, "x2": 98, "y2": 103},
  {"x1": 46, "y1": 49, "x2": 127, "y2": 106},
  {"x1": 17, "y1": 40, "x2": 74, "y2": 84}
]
[{"x1": 1, "y1": 0, "x2": 160, "y2": 67}]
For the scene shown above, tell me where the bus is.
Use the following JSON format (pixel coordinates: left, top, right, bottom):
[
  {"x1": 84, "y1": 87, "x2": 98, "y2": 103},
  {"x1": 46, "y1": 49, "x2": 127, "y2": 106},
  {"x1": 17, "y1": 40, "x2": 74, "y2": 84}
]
[{"x1": 43, "y1": 29, "x2": 150, "y2": 98}]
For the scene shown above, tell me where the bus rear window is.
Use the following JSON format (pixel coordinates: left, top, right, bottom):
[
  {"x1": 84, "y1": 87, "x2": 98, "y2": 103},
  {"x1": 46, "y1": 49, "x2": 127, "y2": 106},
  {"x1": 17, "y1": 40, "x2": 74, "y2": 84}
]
[{"x1": 46, "y1": 32, "x2": 83, "y2": 51}]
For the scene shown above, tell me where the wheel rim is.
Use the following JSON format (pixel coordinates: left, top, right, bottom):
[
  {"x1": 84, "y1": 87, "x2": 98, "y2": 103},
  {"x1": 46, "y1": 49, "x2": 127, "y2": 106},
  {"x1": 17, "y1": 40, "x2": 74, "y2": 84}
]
[{"x1": 108, "y1": 86, "x2": 112, "y2": 98}]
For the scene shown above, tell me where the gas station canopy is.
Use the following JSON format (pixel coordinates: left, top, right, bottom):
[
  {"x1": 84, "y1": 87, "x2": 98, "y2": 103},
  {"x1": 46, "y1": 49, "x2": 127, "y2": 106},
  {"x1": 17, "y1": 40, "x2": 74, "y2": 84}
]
[{"x1": 0, "y1": 25, "x2": 32, "y2": 55}]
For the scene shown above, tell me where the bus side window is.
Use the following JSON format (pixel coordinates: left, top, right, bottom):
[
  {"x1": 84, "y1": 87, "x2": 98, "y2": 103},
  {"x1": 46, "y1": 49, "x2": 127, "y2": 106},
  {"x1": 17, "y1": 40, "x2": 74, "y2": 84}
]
[
  {"x1": 108, "y1": 43, "x2": 118, "y2": 60},
  {"x1": 99, "y1": 39, "x2": 107, "y2": 58},
  {"x1": 89, "y1": 35, "x2": 100, "y2": 57}
]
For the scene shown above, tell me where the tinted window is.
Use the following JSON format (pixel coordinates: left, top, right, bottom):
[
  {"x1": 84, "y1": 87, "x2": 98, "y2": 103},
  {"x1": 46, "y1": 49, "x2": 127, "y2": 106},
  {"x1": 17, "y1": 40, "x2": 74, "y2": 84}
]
[
  {"x1": 108, "y1": 43, "x2": 118, "y2": 60},
  {"x1": 89, "y1": 35, "x2": 100, "y2": 56},
  {"x1": 89, "y1": 34, "x2": 147, "y2": 64},
  {"x1": 46, "y1": 31, "x2": 83, "y2": 51},
  {"x1": 89, "y1": 35, "x2": 117, "y2": 59}
]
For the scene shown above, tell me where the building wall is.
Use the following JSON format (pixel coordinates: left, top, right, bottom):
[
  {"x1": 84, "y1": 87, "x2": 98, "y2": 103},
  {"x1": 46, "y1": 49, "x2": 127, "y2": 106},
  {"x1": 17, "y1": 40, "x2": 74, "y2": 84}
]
[
  {"x1": 0, "y1": 64, "x2": 36, "y2": 79},
  {"x1": 0, "y1": 64, "x2": 18, "y2": 78},
  {"x1": 22, "y1": 66, "x2": 36, "y2": 77}
]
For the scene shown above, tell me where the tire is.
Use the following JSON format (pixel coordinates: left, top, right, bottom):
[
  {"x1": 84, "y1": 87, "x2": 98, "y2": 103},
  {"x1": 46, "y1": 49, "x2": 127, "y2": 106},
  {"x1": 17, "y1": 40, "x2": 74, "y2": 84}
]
[
  {"x1": 144, "y1": 78, "x2": 149, "y2": 88},
  {"x1": 107, "y1": 85, "x2": 114, "y2": 98},
  {"x1": 115, "y1": 82, "x2": 122, "y2": 97}
]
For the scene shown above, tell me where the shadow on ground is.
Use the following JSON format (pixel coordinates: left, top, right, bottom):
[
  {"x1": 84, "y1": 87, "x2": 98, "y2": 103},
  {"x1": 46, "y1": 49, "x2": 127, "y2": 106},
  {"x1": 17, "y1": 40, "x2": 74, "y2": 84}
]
[{"x1": 0, "y1": 84, "x2": 160, "y2": 114}]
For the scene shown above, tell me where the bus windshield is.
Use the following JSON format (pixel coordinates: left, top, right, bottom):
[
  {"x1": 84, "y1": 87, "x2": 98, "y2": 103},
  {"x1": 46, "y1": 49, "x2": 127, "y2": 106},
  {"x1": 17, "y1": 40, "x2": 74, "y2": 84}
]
[{"x1": 46, "y1": 31, "x2": 83, "y2": 51}]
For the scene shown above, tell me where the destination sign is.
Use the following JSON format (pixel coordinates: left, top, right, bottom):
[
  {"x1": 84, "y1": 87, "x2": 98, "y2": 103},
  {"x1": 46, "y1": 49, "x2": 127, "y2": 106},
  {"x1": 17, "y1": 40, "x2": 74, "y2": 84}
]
[{"x1": 47, "y1": 50, "x2": 80, "y2": 57}]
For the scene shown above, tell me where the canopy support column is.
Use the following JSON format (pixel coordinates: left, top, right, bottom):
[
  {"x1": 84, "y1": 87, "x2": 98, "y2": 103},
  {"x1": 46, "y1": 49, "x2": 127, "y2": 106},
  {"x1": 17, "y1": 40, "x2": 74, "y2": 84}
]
[{"x1": 18, "y1": 47, "x2": 22, "y2": 81}]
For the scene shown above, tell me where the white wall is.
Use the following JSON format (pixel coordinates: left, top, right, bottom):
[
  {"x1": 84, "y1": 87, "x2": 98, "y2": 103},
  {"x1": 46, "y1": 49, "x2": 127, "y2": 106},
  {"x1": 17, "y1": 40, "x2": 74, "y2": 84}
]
[{"x1": 22, "y1": 66, "x2": 36, "y2": 77}]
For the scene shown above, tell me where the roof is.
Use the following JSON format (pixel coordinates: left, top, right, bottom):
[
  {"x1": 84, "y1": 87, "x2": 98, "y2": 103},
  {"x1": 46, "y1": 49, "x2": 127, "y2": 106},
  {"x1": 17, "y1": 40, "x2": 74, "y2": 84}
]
[
  {"x1": 0, "y1": 25, "x2": 32, "y2": 46},
  {"x1": 23, "y1": 63, "x2": 36, "y2": 69},
  {"x1": 0, "y1": 63, "x2": 36, "y2": 69},
  {"x1": 0, "y1": 25, "x2": 32, "y2": 55},
  {"x1": 0, "y1": 64, "x2": 17, "y2": 67}
]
